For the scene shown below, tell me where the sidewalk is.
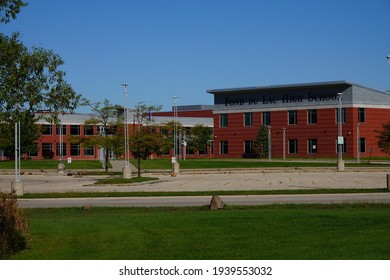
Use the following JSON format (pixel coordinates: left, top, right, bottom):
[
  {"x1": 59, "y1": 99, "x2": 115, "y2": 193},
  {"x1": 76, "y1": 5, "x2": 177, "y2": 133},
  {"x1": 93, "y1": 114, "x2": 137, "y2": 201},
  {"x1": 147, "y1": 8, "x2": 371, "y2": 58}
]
[{"x1": 0, "y1": 169, "x2": 389, "y2": 194}]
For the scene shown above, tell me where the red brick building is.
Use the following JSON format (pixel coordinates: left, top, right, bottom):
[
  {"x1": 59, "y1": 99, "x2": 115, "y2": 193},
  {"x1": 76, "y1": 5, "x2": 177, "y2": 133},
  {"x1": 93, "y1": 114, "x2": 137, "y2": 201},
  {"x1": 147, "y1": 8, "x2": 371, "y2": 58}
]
[{"x1": 207, "y1": 81, "x2": 390, "y2": 159}]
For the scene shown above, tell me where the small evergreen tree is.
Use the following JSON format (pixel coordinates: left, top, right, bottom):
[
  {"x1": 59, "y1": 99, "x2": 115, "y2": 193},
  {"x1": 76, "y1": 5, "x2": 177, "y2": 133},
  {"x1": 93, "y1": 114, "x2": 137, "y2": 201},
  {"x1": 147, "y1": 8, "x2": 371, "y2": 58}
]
[
  {"x1": 254, "y1": 125, "x2": 269, "y2": 158},
  {"x1": 376, "y1": 121, "x2": 390, "y2": 155}
]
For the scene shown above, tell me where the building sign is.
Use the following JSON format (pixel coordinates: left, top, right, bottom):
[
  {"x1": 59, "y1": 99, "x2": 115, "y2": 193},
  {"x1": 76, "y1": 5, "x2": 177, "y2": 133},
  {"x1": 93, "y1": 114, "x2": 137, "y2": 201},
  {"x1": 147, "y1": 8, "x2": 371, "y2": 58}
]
[{"x1": 222, "y1": 92, "x2": 339, "y2": 107}]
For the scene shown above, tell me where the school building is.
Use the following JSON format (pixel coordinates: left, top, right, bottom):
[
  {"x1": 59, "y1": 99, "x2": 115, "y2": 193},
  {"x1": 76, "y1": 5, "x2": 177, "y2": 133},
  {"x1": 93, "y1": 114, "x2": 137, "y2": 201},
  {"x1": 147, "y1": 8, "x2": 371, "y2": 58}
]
[{"x1": 207, "y1": 81, "x2": 390, "y2": 159}]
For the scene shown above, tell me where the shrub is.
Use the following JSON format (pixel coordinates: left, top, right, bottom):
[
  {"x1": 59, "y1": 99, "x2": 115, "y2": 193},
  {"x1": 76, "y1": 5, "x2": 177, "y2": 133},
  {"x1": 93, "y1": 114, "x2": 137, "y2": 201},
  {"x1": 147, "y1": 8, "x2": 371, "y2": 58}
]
[{"x1": 0, "y1": 192, "x2": 29, "y2": 259}]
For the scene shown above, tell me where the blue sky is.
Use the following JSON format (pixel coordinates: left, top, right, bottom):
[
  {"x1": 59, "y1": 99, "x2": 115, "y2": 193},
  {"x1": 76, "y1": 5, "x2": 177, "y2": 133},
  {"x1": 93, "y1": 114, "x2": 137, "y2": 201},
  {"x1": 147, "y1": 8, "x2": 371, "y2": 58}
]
[{"x1": 3, "y1": 0, "x2": 390, "y2": 112}]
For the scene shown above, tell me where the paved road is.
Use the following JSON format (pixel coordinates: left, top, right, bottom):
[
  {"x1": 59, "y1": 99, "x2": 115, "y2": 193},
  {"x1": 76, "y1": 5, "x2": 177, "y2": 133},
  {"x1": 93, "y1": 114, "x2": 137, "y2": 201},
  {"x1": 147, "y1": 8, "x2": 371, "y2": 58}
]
[{"x1": 17, "y1": 192, "x2": 390, "y2": 208}]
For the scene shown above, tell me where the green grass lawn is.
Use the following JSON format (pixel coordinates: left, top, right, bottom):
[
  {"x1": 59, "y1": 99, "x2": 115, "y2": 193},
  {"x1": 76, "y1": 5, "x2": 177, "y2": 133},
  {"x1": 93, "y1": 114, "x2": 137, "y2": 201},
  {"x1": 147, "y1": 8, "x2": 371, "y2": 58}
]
[
  {"x1": 0, "y1": 160, "x2": 108, "y2": 169},
  {"x1": 132, "y1": 158, "x2": 389, "y2": 170},
  {"x1": 0, "y1": 158, "x2": 388, "y2": 171},
  {"x1": 12, "y1": 204, "x2": 390, "y2": 260}
]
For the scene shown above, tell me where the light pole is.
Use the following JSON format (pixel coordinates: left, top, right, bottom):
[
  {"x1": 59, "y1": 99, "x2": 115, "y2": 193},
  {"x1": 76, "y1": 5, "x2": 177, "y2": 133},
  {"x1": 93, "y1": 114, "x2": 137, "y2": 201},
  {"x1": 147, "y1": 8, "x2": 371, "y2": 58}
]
[
  {"x1": 268, "y1": 126, "x2": 272, "y2": 162},
  {"x1": 172, "y1": 96, "x2": 179, "y2": 176},
  {"x1": 337, "y1": 92, "x2": 345, "y2": 171},
  {"x1": 356, "y1": 123, "x2": 360, "y2": 164},
  {"x1": 282, "y1": 128, "x2": 286, "y2": 160},
  {"x1": 122, "y1": 82, "x2": 132, "y2": 178}
]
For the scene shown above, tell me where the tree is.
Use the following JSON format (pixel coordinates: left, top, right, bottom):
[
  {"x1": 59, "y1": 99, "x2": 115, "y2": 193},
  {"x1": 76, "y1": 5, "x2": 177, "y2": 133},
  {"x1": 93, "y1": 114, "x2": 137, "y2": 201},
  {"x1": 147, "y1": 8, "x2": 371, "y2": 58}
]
[
  {"x1": 129, "y1": 102, "x2": 164, "y2": 177},
  {"x1": 82, "y1": 99, "x2": 120, "y2": 172},
  {"x1": 129, "y1": 126, "x2": 165, "y2": 177},
  {"x1": 254, "y1": 125, "x2": 269, "y2": 158},
  {"x1": 376, "y1": 121, "x2": 390, "y2": 155},
  {"x1": 0, "y1": 0, "x2": 27, "y2": 24},
  {"x1": 189, "y1": 124, "x2": 212, "y2": 155},
  {"x1": 0, "y1": 112, "x2": 40, "y2": 157},
  {"x1": 0, "y1": 3, "x2": 81, "y2": 155}
]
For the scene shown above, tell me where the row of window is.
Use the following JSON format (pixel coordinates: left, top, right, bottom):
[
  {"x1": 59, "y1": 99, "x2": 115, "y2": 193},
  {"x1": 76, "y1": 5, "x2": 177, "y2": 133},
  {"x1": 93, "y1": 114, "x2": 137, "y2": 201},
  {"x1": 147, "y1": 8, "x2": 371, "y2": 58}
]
[
  {"x1": 29, "y1": 143, "x2": 95, "y2": 157},
  {"x1": 220, "y1": 108, "x2": 366, "y2": 127},
  {"x1": 219, "y1": 138, "x2": 367, "y2": 155},
  {"x1": 41, "y1": 125, "x2": 95, "y2": 136}
]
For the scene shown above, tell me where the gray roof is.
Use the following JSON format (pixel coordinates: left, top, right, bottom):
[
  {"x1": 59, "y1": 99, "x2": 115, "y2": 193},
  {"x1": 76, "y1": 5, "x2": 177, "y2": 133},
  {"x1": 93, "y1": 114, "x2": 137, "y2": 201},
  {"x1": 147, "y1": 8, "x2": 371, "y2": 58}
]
[
  {"x1": 207, "y1": 80, "x2": 386, "y2": 94},
  {"x1": 152, "y1": 116, "x2": 213, "y2": 127},
  {"x1": 36, "y1": 113, "x2": 213, "y2": 127}
]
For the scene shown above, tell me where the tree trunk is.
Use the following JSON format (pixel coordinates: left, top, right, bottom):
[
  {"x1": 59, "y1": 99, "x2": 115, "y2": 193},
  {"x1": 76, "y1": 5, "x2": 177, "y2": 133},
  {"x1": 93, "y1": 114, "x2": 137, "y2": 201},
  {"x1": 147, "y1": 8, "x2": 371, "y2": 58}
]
[
  {"x1": 137, "y1": 156, "x2": 141, "y2": 177},
  {"x1": 105, "y1": 149, "x2": 109, "y2": 172}
]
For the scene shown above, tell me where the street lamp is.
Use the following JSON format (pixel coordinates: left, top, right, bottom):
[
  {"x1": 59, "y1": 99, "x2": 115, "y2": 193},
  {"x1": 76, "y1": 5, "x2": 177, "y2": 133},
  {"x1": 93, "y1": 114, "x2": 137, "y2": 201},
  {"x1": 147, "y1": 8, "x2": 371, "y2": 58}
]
[
  {"x1": 387, "y1": 55, "x2": 390, "y2": 64},
  {"x1": 122, "y1": 83, "x2": 129, "y2": 168},
  {"x1": 337, "y1": 92, "x2": 345, "y2": 171},
  {"x1": 122, "y1": 82, "x2": 132, "y2": 179},
  {"x1": 172, "y1": 96, "x2": 179, "y2": 176}
]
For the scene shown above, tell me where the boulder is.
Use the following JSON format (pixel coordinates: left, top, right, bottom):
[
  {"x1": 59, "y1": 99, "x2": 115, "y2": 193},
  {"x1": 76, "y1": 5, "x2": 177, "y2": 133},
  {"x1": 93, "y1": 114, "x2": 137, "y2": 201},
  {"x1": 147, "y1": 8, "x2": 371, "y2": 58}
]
[{"x1": 209, "y1": 195, "x2": 224, "y2": 210}]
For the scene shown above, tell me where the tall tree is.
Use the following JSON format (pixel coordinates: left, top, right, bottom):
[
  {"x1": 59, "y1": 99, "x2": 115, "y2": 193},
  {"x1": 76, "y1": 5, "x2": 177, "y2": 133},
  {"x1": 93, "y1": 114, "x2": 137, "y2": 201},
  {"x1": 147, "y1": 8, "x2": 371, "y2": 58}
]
[{"x1": 0, "y1": 2, "x2": 81, "y2": 155}]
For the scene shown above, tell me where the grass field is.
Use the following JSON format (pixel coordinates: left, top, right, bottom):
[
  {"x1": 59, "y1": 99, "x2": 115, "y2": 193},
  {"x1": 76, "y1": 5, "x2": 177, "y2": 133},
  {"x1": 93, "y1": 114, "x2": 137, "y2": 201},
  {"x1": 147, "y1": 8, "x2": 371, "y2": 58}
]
[
  {"x1": 0, "y1": 160, "x2": 107, "y2": 169},
  {"x1": 12, "y1": 204, "x2": 390, "y2": 260},
  {"x1": 1, "y1": 158, "x2": 388, "y2": 171}
]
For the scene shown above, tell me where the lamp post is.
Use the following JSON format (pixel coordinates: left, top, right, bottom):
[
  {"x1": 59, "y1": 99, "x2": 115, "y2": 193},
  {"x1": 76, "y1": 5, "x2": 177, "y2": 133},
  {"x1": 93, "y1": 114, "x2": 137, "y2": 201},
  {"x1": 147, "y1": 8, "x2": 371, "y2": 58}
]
[
  {"x1": 356, "y1": 123, "x2": 360, "y2": 164},
  {"x1": 172, "y1": 96, "x2": 179, "y2": 176},
  {"x1": 282, "y1": 128, "x2": 286, "y2": 160},
  {"x1": 122, "y1": 82, "x2": 132, "y2": 178},
  {"x1": 268, "y1": 126, "x2": 272, "y2": 162},
  {"x1": 337, "y1": 92, "x2": 345, "y2": 171}
]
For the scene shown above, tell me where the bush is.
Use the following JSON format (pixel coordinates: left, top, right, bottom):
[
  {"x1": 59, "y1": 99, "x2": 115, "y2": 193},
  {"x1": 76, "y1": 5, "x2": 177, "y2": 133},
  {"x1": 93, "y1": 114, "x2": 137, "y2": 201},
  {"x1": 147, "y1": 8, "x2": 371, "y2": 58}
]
[{"x1": 0, "y1": 192, "x2": 29, "y2": 259}]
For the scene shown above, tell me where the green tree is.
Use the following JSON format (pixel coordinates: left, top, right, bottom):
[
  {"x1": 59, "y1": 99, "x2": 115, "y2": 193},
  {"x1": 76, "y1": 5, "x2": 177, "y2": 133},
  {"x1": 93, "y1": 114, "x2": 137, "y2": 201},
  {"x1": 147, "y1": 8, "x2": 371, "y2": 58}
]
[
  {"x1": 0, "y1": 112, "x2": 39, "y2": 157},
  {"x1": 189, "y1": 124, "x2": 212, "y2": 155},
  {"x1": 82, "y1": 99, "x2": 120, "y2": 172},
  {"x1": 0, "y1": 3, "x2": 81, "y2": 155},
  {"x1": 129, "y1": 126, "x2": 165, "y2": 177},
  {"x1": 129, "y1": 102, "x2": 164, "y2": 177},
  {"x1": 376, "y1": 121, "x2": 390, "y2": 155},
  {"x1": 254, "y1": 125, "x2": 269, "y2": 158},
  {"x1": 0, "y1": 0, "x2": 27, "y2": 24}
]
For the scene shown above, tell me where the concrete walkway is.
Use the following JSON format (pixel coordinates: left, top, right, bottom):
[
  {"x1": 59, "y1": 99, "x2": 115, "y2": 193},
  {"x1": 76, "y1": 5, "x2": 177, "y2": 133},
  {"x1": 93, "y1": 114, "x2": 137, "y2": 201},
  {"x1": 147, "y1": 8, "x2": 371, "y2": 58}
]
[{"x1": 0, "y1": 168, "x2": 389, "y2": 194}]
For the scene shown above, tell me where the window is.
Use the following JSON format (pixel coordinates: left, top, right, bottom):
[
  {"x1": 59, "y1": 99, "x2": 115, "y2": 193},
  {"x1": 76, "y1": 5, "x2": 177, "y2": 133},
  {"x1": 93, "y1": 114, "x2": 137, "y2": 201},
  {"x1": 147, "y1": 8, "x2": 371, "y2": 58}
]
[
  {"x1": 219, "y1": 114, "x2": 228, "y2": 127},
  {"x1": 288, "y1": 110, "x2": 297, "y2": 125},
  {"x1": 358, "y1": 108, "x2": 366, "y2": 123},
  {"x1": 262, "y1": 112, "x2": 271, "y2": 126},
  {"x1": 359, "y1": 138, "x2": 366, "y2": 153},
  {"x1": 244, "y1": 140, "x2": 254, "y2": 154},
  {"x1": 308, "y1": 109, "x2": 317, "y2": 124},
  {"x1": 84, "y1": 146, "x2": 95, "y2": 156},
  {"x1": 84, "y1": 125, "x2": 94, "y2": 136},
  {"x1": 70, "y1": 125, "x2": 80, "y2": 135},
  {"x1": 308, "y1": 139, "x2": 317, "y2": 154},
  {"x1": 220, "y1": 141, "x2": 228, "y2": 155},
  {"x1": 244, "y1": 113, "x2": 252, "y2": 127},
  {"x1": 56, "y1": 125, "x2": 66, "y2": 136},
  {"x1": 42, "y1": 125, "x2": 52, "y2": 135},
  {"x1": 42, "y1": 142, "x2": 53, "y2": 158},
  {"x1": 56, "y1": 143, "x2": 67, "y2": 157},
  {"x1": 288, "y1": 139, "x2": 298, "y2": 154},
  {"x1": 70, "y1": 143, "x2": 80, "y2": 156},
  {"x1": 336, "y1": 108, "x2": 346, "y2": 123}
]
